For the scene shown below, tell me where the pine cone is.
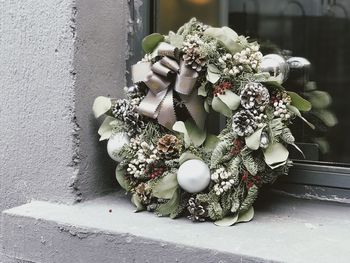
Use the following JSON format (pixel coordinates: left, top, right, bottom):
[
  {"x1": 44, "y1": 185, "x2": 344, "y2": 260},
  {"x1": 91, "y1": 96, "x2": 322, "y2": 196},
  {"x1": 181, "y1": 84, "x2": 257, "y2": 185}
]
[
  {"x1": 232, "y1": 110, "x2": 257, "y2": 137},
  {"x1": 182, "y1": 34, "x2": 206, "y2": 72},
  {"x1": 240, "y1": 82, "x2": 270, "y2": 110},
  {"x1": 187, "y1": 197, "x2": 207, "y2": 222},
  {"x1": 157, "y1": 134, "x2": 181, "y2": 159},
  {"x1": 135, "y1": 183, "x2": 152, "y2": 204},
  {"x1": 112, "y1": 99, "x2": 145, "y2": 136}
]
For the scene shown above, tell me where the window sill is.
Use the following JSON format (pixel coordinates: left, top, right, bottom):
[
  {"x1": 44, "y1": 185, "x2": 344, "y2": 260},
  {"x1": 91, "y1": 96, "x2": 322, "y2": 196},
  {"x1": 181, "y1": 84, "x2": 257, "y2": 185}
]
[{"x1": 2, "y1": 190, "x2": 350, "y2": 263}]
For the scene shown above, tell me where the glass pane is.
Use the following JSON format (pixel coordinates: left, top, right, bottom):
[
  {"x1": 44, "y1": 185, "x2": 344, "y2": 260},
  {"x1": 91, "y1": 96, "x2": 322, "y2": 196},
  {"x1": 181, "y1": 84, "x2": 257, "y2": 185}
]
[
  {"x1": 155, "y1": 0, "x2": 350, "y2": 166},
  {"x1": 228, "y1": 0, "x2": 350, "y2": 166}
]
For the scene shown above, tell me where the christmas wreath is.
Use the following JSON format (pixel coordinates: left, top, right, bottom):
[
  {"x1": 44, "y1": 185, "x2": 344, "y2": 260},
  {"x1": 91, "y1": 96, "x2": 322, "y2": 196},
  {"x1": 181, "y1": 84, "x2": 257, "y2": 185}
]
[{"x1": 92, "y1": 18, "x2": 313, "y2": 226}]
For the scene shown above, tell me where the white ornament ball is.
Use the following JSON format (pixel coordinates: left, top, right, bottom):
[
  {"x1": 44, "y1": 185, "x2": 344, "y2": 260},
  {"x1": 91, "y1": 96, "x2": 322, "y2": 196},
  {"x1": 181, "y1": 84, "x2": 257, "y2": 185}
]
[
  {"x1": 107, "y1": 132, "x2": 129, "y2": 162},
  {"x1": 177, "y1": 159, "x2": 211, "y2": 193}
]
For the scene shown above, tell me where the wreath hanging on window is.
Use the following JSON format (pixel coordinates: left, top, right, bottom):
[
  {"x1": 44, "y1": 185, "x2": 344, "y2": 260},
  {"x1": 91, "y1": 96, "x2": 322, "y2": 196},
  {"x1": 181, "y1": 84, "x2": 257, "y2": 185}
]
[{"x1": 93, "y1": 18, "x2": 313, "y2": 226}]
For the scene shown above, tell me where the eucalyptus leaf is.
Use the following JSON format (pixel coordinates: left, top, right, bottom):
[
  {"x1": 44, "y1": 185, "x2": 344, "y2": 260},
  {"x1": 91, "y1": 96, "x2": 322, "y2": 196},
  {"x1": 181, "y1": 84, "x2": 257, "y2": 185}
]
[
  {"x1": 198, "y1": 82, "x2": 208, "y2": 97},
  {"x1": 98, "y1": 116, "x2": 116, "y2": 141},
  {"x1": 237, "y1": 206, "x2": 254, "y2": 223},
  {"x1": 245, "y1": 126, "x2": 265, "y2": 150},
  {"x1": 173, "y1": 121, "x2": 207, "y2": 147},
  {"x1": 217, "y1": 90, "x2": 241, "y2": 110},
  {"x1": 156, "y1": 189, "x2": 180, "y2": 217},
  {"x1": 204, "y1": 134, "x2": 220, "y2": 151},
  {"x1": 204, "y1": 27, "x2": 242, "y2": 54},
  {"x1": 287, "y1": 91, "x2": 312, "y2": 112},
  {"x1": 92, "y1": 96, "x2": 112, "y2": 118},
  {"x1": 214, "y1": 214, "x2": 239, "y2": 226},
  {"x1": 287, "y1": 105, "x2": 315, "y2": 129},
  {"x1": 263, "y1": 142, "x2": 289, "y2": 169},
  {"x1": 115, "y1": 165, "x2": 130, "y2": 191},
  {"x1": 142, "y1": 33, "x2": 164, "y2": 53},
  {"x1": 206, "y1": 64, "x2": 221, "y2": 84},
  {"x1": 152, "y1": 172, "x2": 178, "y2": 199},
  {"x1": 212, "y1": 96, "x2": 232, "y2": 117},
  {"x1": 131, "y1": 194, "x2": 144, "y2": 212},
  {"x1": 185, "y1": 120, "x2": 207, "y2": 147},
  {"x1": 179, "y1": 152, "x2": 201, "y2": 165}
]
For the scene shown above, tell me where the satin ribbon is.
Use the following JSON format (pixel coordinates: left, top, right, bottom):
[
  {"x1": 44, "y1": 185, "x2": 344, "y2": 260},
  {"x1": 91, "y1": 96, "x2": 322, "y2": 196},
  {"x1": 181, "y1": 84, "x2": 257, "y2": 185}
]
[{"x1": 131, "y1": 42, "x2": 206, "y2": 130}]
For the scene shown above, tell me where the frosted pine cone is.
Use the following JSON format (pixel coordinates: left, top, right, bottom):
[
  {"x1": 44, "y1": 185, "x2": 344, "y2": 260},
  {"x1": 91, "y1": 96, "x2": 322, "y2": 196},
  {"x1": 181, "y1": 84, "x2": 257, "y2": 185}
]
[
  {"x1": 112, "y1": 99, "x2": 145, "y2": 136},
  {"x1": 187, "y1": 197, "x2": 207, "y2": 222},
  {"x1": 232, "y1": 110, "x2": 257, "y2": 137},
  {"x1": 157, "y1": 134, "x2": 181, "y2": 159},
  {"x1": 182, "y1": 34, "x2": 206, "y2": 72},
  {"x1": 240, "y1": 82, "x2": 270, "y2": 111}
]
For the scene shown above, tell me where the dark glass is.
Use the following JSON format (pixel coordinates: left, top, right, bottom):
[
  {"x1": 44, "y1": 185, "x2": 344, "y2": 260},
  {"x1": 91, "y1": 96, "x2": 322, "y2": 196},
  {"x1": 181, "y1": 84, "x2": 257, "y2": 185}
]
[{"x1": 228, "y1": 0, "x2": 350, "y2": 165}]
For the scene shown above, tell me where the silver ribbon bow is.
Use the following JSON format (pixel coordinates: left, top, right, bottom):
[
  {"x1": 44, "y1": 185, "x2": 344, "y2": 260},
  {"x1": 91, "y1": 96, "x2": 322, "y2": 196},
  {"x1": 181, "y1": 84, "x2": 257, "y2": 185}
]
[{"x1": 132, "y1": 42, "x2": 206, "y2": 130}]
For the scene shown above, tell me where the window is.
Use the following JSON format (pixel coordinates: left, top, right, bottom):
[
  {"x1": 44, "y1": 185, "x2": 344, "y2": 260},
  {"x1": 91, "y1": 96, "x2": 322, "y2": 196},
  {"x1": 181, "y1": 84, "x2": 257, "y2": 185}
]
[{"x1": 143, "y1": 0, "x2": 350, "y2": 194}]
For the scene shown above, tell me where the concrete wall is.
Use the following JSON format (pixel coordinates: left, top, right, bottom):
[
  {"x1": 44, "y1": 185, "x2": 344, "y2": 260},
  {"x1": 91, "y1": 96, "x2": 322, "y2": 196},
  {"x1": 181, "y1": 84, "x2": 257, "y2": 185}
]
[{"x1": 0, "y1": 0, "x2": 130, "y2": 259}]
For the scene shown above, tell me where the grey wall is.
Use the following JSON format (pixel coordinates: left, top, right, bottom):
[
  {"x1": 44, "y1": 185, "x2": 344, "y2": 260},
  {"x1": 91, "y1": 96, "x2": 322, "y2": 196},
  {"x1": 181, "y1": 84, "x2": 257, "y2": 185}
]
[{"x1": 0, "y1": 0, "x2": 130, "y2": 258}]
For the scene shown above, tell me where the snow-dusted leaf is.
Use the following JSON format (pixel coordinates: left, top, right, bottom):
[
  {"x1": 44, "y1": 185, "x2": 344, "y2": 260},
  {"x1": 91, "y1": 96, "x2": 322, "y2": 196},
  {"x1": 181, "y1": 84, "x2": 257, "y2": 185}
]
[
  {"x1": 263, "y1": 143, "x2": 289, "y2": 169},
  {"x1": 98, "y1": 116, "x2": 116, "y2": 141},
  {"x1": 93, "y1": 96, "x2": 112, "y2": 118},
  {"x1": 245, "y1": 126, "x2": 265, "y2": 150},
  {"x1": 218, "y1": 90, "x2": 241, "y2": 110},
  {"x1": 204, "y1": 27, "x2": 242, "y2": 54},
  {"x1": 152, "y1": 172, "x2": 178, "y2": 199},
  {"x1": 115, "y1": 165, "x2": 130, "y2": 191},
  {"x1": 131, "y1": 194, "x2": 144, "y2": 212},
  {"x1": 237, "y1": 206, "x2": 254, "y2": 223},
  {"x1": 206, "y1": 64, "x2": 221, "y2": 84},
  {"x1": 212, "y1": 96, "x2": 232, "y2": 117},
  {"x1": 173, "y1": 121, "x2": 207, "y2": 147},
  {"x1": 214, "y1": 214, "x2": 239, "y2": 226}
]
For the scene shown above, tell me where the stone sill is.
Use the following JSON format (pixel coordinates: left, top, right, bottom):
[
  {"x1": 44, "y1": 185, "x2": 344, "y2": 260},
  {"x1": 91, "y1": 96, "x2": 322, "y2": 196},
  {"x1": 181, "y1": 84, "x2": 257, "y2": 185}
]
[{"x1": 2, "y1": 190, "x2": 350, "y2": 263}]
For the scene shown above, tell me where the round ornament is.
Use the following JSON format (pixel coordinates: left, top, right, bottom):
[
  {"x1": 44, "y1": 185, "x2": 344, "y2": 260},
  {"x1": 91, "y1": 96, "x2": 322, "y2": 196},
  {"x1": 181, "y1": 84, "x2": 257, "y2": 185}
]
[
  {"x1": 107, "y1": 132, "x2": 129, "y2": 162},
  {"x1": 177, "y1": 159, "x2": 211, "y2": 193},
  {"x1": 260, "y1": 54, "x2": 289, "y2": 84}
]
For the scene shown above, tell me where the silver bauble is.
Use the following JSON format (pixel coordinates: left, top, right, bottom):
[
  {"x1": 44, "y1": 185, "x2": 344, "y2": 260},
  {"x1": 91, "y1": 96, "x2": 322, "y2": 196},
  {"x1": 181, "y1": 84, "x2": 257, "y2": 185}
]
[
  {"x1": 260, "y1": 54, "x2": 290, "y2": 84},
  {"x1": 177, "y1": 159, "x2": 211, "y2": 193},
  {"x1": 107, "y1": 132, "x2": 129, "y2": 162},
  {"x1": 259, "y1": 132, "x2": 270, "y2": 149}
]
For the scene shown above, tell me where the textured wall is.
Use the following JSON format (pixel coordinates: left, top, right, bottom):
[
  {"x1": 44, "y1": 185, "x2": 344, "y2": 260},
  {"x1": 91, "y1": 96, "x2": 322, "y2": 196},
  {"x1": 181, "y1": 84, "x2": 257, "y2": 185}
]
[
  {"x1": 0, "y1": 0, "x2": 129, "y2": 259},
  {"x1": 0, "y1": 0, "x2": 78, "y2": 212},
  {"x1": 72, "y1": 0, "x2": 129, "y2": 201}
]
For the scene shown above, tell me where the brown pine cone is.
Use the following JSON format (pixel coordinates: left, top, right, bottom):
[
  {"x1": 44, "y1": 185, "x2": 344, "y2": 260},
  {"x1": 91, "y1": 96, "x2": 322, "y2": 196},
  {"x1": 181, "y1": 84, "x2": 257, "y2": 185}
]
[{"x1": 157, "y1": 134, "x2": 181, "y2": 159}]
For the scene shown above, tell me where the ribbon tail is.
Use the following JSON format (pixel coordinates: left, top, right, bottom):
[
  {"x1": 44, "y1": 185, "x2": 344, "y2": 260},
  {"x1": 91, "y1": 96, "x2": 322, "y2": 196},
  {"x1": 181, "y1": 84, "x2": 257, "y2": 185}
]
[
  {"x1": 138, "y1": 89, "x2": 167, "y2": 119},
  {"x1": 157, "y1": 89, "x2": 177, "y2": 130},
  {"x1": 180, "y1": 91, "x2": 206, "y2": 130}
]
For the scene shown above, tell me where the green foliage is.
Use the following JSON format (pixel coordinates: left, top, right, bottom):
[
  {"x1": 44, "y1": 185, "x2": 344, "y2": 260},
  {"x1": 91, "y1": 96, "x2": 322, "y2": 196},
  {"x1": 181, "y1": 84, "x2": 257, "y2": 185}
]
[
  {"x1": 156, "y1": 189, "x2": 180, "y2": 217},
  {"x1": 280, "y1": 128, "x2": 295, "y2": 145},
  {"x1": 287, "y1": 91, "x2": 312, "y2": 112},
  {"x1": 152, "y1": 169, "x2": 178, "y2": 199},
  {"x1": 207, "y1": 202, "x2": 224, "y2": 221},
  {"x1": 141, "y1": 122, "x2": 163, "y2": 144},
  {"x1": 239, "y1": 185, "x2": 259, "y2": 213},
  {"x1": 210, "y1": 139, "x2": 232, "y2": 168},
  {"x1": 142, "y1": 33, "x2": 164, "y2": 53}
]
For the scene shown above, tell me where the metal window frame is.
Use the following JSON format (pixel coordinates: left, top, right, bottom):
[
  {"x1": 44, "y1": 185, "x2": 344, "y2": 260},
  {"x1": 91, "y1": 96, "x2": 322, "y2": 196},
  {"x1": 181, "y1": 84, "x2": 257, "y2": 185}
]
[{"x1": 131, "y1": 0, "x2": 350, "y2": 201}]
